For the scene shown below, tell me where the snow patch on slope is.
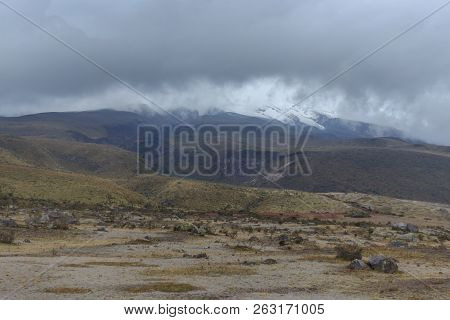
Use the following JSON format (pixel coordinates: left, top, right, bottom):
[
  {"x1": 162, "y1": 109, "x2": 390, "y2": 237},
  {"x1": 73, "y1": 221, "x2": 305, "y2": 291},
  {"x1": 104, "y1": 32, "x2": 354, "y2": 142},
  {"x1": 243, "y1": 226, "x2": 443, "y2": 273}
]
[{"x1": 254, "y1": 105, "x2": 337, "y2": 130}]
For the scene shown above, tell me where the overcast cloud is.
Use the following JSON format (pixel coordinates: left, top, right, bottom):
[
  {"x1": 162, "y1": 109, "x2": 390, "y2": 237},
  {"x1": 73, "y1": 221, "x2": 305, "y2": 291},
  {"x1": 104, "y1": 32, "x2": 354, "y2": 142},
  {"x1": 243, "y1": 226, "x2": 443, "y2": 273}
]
[{"x1": 0, "y1": 0, "x2": 449, "y2": 144}]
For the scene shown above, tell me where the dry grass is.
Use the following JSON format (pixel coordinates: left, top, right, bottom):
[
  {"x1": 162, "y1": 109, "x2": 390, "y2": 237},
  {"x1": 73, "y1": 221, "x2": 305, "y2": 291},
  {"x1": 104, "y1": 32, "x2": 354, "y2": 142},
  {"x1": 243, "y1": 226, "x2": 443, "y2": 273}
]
[
  {"x1": 300, "y1": 254, "x2": 341, "y2": 263},
  {"x1": 60, "y1": 263, "x2": 90, "y2": 268},
  {"x1": 124, "y1": 282, "x2": 201, "y2": 293},
  {"x1": 142, "y1": 263, "x2": 256, "y2": 277},
  {"x1": 228, "y1": 244, "x2": 259, "y2": 252},
  {"x1": 44, "y1": 287, "x2": 91, "y2": 294},
  {"x1": 366, "y1": 247, "x2": 448, "y2": 262},
  {"x1": 85, "y1": 261, "x2": 149, "y2": 267}
]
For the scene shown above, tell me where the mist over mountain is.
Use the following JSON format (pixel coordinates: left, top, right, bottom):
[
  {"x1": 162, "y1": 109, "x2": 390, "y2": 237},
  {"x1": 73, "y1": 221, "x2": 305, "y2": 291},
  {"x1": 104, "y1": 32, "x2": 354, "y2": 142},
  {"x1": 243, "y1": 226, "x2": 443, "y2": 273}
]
[{"x1": 1, "y1": 1, "x2": 450, "y2": 144}]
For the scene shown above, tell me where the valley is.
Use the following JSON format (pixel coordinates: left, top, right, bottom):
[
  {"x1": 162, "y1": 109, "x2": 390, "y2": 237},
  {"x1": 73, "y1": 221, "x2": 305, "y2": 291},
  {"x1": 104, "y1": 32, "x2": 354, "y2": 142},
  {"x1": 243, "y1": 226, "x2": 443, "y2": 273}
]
[{"x1": 0, "y1": 109, "x2": 448, "y2": 299}]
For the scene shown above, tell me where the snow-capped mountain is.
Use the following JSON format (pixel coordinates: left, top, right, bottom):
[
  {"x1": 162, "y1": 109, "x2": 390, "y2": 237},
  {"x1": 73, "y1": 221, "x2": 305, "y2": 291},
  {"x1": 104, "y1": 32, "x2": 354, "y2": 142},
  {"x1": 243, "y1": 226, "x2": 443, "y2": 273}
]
[
  {"x1": 255, "y1": 105, "x2": 336, "y2": 130},
  {"x1": 253, "y1": 105, "x2": 406, "y2": 140}
]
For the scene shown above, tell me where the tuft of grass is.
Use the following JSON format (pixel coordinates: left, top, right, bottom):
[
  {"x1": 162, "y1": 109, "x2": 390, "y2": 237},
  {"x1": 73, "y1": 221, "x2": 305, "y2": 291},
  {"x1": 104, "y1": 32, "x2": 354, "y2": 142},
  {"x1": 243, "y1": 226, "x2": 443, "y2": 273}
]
[
  {"x1": 335, "y1": 244, "x2": 362, "y2": 261},
  {"x1": 124, "y1": 282, "x2": 200, "y2": 293},
  {"x1": 228, "y1": 244, "x2": 259, "y2": 252},
  {"x1": 44, "y1": 287, "x2": 91, "y2": 294},
  {"x1": 0, "y1": 229, "x2": 15, "y2": 244},
  {"x1": 142, "y1": 263, "x2": 256, "y2": 277},
  {"x1": 85, "y1": 261, "x2": 149, "y2": 267}
]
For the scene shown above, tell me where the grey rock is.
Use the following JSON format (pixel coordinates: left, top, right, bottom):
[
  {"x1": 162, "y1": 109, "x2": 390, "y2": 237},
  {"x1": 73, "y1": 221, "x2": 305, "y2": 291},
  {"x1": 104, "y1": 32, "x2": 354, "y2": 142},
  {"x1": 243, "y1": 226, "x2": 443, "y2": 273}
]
[
  {"x1": 406, "y1": 223, "x2": 419, "y2": 233},
  {"x1": 349, "y1": 259, "x2": 368, "y2": 270},
  {"x1": 389, "y1": 240, "x2": 409, "y2": 248},
  {"x1": 392, "y1": 222, "x2": 419, "y2": 233},
  {"x1": 262, "y1": 258, "x2": 278, "y2": 265},
  {"x1": 368, "y1": 255, "x2": 398, "y2": 273},
  {"x1": 391, "y1": 222, "x2": 408, "y2": 231}
]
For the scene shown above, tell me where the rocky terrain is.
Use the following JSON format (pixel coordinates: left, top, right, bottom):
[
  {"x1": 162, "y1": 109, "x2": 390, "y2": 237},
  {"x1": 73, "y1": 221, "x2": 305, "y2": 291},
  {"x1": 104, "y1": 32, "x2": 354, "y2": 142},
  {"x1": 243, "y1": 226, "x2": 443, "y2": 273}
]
[{"x1": 1, "y1": 193, "x2": 448, "y2": 299}]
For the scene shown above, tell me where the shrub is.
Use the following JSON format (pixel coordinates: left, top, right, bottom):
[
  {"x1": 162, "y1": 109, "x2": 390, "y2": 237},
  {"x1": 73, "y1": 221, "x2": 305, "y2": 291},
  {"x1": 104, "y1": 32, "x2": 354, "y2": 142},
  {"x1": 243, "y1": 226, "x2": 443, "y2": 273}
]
[
  {"x1": 0, "y1": 229, "x2": 15, "y2": 244},
  {"x1": 335, "y1": 244, "x2": 362, "y2": 261}
]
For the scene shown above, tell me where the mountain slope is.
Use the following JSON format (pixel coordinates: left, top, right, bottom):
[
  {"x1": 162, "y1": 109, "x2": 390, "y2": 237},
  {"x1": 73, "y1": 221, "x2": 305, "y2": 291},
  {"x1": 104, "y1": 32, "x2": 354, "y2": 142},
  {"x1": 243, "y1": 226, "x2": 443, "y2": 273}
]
[
  {"x1": 1, "y1": 109, "x2": 448, "y2": 204},
  {"x1": 0, "y1": 135, "x2": 137, "y2": 178},
  {"x1": 255, "y1": 105, "x2": 405, "y2": 139},
  {"x1": 0, "y1": 163, "x2": 145, "y2": 208}
]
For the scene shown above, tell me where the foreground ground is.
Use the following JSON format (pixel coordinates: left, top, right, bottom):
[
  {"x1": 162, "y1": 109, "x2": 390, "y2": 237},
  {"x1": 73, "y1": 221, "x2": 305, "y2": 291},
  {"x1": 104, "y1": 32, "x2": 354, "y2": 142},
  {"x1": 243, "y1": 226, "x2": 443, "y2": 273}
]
[{"x1": 0, "y1": 193, "x2": 449, "y2": 299}]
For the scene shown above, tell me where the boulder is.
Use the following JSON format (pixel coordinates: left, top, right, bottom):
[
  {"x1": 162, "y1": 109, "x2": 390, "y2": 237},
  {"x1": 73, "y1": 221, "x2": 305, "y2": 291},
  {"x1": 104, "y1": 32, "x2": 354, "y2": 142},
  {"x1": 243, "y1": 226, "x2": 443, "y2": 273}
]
[
  {"x1": 388, "y1": 240, "x2": 409, "y2": 248},
  {"x1": 368, "y1": 255, "x2": 398, "y2": 273},
  {"x1": 349, "y1": 259, "x2": 368, "y2": 270},
  {"x1": 392, "y1": 222, "x2": 419, "y2": 233},
  {"x1": 262, "y1": 258, "x2": 278, "y2": 265},
  {"x1": 192, "y1": 253, "x2": 208, "y2": 259},
  {"x1": 26, "y1": 211, "x2": 78, "y2": 229},
  {"x1": 391, "y1": 222, "x2": 408, "y2": 231},
  {"x1": 406, "y1": 224, "x2": 419, "y2": 233}
]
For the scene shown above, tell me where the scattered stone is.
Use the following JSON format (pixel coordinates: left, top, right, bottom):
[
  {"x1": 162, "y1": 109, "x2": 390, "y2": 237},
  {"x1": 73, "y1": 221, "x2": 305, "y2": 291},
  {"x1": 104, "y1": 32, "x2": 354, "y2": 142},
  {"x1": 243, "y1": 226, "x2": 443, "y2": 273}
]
[
  {"x1": 95, "y1": 227, "x2": 108, "y2": 232},
  {"x1": 406, "y1": 224, "x2": 419, "y2": 233},
  {"x1": 335, "y1": 244, "x2": 363, "y2": 261},
  {"x1": 262, "y1": 258, "x2": 278, "y2": 265},
  {"x1": 389, "y1": 240, "x2": 409, "y2": 248},
  {"x1": 391, "y1": 222, "x2": 407, "y2": 231},
  {"x1": 26, "y1": 210, "x2": 78, "y2": 229},
  {"x1": 23, "y1": 239, "x2": 31, "y2": 243},
  {"x1": 183, "y1": 253, "x2": 208, "y2": 259},
  {"x1": 392, "y1": 222, "x2": 419, "y2": 233},
  {"x1": 144, "y1": 235, "x2": 151, "y2": 241},
  {"x1": 349, "y1": 259, "x2": 368, "y2": 270},
  {"x1": 192, "y1": 253, "x2": 208, "y2": 259},
  {"x1": 248, "y1": 236, "x2": 259, "y2": 242},
  {"x1": 368, "y1": 255, "x2": 398, "y2": 273}
]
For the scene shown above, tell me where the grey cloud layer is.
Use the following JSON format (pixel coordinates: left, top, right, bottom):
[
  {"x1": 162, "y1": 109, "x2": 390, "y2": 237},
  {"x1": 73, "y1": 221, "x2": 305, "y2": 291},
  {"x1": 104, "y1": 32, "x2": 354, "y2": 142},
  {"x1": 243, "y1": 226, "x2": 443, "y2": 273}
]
[{"x1": 0, "y1": 0, "x2": 449, "y2": 144}]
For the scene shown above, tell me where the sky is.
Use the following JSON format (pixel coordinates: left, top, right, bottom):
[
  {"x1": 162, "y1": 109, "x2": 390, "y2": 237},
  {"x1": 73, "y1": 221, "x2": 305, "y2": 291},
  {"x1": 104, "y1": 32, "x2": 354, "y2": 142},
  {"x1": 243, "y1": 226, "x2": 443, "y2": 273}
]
[{"x1": 0, "y1": 0, "x2": 449, "y2": 145}]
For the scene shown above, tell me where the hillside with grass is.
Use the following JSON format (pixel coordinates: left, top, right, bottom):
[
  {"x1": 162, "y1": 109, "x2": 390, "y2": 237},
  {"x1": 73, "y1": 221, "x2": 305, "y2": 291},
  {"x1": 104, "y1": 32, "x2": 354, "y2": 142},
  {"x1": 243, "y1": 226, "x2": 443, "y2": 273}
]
[
  {"x1": 126, "y1": 176, "x2": 348, "y2": 214},
  {"x1": 0, "y1": 135, "x2": 137, "y2": 178},
  {"x1": 0, "y1": 163, "x2": 145, "y2": 208}
]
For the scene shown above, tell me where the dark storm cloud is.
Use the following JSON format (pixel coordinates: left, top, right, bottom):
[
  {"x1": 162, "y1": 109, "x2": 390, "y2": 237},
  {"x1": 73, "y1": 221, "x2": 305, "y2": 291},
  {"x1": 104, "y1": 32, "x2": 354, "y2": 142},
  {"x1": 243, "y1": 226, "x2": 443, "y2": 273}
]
[{"x1": 0, "y1": 0, "x2": 449, "y2": 144}]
